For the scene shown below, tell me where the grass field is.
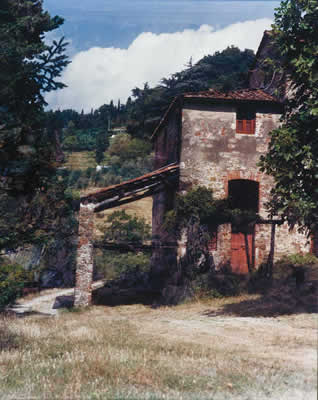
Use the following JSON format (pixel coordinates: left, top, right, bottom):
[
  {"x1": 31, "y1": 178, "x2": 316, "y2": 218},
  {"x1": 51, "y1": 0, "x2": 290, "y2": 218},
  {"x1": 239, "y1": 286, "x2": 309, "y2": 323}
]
[
  {"x1": 64, "y1": 151, "x2": 97, "y2": 170},
  {"x1": 1, "y1": 296, "x2": 316, "y2": 400}
]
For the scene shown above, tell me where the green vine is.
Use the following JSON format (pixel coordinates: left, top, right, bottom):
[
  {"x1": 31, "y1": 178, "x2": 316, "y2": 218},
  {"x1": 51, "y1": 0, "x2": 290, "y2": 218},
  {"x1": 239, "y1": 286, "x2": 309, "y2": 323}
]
[{"x1": 164, "y1": 186, "x2": 259, "y2": 236}]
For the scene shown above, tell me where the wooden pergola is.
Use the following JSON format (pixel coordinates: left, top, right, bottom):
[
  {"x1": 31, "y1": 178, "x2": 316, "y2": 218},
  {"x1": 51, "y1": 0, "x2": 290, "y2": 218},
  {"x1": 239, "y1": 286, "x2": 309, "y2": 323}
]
[
  {"x1": 80, "y1": 163, "x2": 179, "y2": 212},
  {"x1": 74, "y1": 163, "x2": 179, "y2": 307}
]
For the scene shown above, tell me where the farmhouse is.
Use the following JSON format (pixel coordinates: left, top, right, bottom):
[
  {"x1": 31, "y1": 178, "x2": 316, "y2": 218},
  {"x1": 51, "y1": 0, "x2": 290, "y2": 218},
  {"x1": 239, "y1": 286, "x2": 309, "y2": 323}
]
[
  {"x1": 74, "y1": 32, "x2": 312, "y2": 307},
  {"x1": 151, "y1": 88, "x2": 310, "y2": 275}
]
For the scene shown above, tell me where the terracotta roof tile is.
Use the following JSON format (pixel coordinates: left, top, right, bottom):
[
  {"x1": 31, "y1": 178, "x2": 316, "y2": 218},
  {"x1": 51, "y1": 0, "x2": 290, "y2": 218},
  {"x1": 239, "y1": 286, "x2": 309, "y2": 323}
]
[
  {"x1": 183, "y1": 88, "x2": 279, "y2": 102},
  {"x1": 81, "y1": 163, "x2": 179, "y2": 204},
  {"x1": 152, "y1": 89, "x2": 281, "y2": 140}
]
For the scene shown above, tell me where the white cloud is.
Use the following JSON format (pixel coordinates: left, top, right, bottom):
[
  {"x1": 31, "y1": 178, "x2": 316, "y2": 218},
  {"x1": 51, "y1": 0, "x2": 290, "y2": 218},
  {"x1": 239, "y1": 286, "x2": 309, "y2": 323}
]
[{"x1": 46, "y1": 18, "x2": 272, "y2": 112}]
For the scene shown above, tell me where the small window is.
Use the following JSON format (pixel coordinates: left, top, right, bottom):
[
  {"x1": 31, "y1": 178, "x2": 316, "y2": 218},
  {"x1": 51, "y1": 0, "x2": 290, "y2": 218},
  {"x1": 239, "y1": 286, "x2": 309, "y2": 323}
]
[{"x1": 236, "y1": 107, "x2": 256, "y2": 134}]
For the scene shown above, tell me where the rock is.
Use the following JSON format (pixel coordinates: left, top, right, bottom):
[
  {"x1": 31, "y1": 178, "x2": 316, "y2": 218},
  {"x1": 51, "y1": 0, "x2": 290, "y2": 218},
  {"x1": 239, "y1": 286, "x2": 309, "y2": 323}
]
[{"x1": 53, "y1": 295, "x2": 74, "y2": 309}]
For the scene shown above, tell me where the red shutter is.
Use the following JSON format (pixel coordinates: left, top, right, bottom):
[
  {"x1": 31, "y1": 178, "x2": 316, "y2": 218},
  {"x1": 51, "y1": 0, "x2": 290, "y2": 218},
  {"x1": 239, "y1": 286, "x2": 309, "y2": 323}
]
[{"x1": 236, "y1": 119, "x2": 255, "y2": 134}]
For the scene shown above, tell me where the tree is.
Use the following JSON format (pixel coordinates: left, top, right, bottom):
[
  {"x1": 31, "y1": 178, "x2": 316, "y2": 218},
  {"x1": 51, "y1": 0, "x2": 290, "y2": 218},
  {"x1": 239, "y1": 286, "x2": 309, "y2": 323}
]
[
  {"x1": 0, "y1": 0, "x2": 69, "y2": 188},
  {"x1": 102, "y1": 210, "x2": 151, "y2": 244},
  {"x1": 259, "y1": 0, "x2": 318, "y2": 245},
  {"x1": 95, "y1": 129, "x2": 108, "y2": 164}
]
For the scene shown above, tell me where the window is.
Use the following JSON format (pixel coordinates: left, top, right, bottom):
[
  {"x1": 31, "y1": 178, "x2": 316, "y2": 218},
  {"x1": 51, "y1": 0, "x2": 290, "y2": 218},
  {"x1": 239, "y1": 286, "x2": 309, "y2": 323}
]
[{"x1": 236, "y1": 107, "x2": 256, "y2": 134}]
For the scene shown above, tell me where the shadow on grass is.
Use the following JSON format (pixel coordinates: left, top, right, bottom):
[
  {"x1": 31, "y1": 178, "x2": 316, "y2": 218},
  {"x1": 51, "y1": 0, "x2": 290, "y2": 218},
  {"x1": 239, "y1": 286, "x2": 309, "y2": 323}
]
[
  {"x1": 203, "y1": 284, "x2": 317, "y2": 318},
  {"x1": 93, "y1": 287, "x2": 159, "y2": 307}
]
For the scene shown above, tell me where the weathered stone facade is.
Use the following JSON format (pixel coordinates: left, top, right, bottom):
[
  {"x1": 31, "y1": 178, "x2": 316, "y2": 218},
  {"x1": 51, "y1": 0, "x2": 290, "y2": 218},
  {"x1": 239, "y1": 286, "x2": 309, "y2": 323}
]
[
  {"x1": 152, "y1": 91, "x2": 311, "y2": 276},
  {"x1": 180, "y1": 101, "x2": 310, "y2": 268},
  {"x1": 74, "y1": 203, "x2": 95, "y2": 307}
]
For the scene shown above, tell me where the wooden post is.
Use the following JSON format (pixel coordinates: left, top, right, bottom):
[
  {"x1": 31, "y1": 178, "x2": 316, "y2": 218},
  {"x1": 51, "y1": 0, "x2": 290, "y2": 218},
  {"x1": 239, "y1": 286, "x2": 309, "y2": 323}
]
[
  {"x1": 244, "y1": 232, "x2": 252, "y2": 274},
  {"x1": 74, "y1": 203, "x2": 95, "y2": 307},
  {"x1": 267, "y1": 223, "x2": 276, "y2": 279}
]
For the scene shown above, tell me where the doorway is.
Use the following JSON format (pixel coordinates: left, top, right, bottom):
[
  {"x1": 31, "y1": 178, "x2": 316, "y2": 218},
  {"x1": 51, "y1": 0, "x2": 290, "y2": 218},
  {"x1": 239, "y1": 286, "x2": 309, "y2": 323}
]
[{"x1": 228, "y1": 179, "x2": 259, "y2": 274}]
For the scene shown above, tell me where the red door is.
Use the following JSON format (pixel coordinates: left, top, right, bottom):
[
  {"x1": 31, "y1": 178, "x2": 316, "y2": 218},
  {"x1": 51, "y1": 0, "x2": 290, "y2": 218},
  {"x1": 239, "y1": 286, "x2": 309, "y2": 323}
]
[{"x1": 231, "y1": 230, "x2": 254, "y2": 274}]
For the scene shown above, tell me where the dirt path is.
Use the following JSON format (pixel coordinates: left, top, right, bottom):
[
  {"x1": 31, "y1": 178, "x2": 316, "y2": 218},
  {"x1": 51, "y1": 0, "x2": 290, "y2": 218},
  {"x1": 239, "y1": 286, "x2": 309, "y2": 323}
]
[
  {"x1": 9, "y1": 281, "x2": 104, "y2": 315},
  {"x1": 94, "y1": 301, "x2": 317, "y2": 375}
]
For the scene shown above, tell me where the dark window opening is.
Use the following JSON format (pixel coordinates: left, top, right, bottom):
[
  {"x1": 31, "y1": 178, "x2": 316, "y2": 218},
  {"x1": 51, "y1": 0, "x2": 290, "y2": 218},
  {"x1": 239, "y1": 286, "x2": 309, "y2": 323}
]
[
  {"x1": 236, "y1": 106, "x2": 256, "y2": 134},
  {"x1": 228, "y1": 179, "x2": 259, "y2": 213}
]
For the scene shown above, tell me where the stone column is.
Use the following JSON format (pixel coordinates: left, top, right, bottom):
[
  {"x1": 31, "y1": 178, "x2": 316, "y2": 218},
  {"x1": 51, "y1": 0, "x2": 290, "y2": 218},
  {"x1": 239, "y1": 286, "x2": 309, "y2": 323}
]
[{"x1": 74, "y1": 202, "x2": 95, "y2": 307}]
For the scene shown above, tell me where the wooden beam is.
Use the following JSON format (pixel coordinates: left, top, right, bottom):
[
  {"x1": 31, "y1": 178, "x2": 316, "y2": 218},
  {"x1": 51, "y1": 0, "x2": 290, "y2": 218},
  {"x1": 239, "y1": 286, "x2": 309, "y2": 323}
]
[
  {"x1": 80, "y1": 164, "x2": 179, "y2": 205},
  {"x1": 94, "y1": 186, "x2": 162, "y2": 212}
]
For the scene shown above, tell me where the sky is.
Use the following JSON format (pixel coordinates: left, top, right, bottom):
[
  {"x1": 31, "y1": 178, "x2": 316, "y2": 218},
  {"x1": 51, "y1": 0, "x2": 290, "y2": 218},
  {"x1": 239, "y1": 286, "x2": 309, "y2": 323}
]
[{"x1": 43, "y1": 0, "x2": 280, "y2": 111}]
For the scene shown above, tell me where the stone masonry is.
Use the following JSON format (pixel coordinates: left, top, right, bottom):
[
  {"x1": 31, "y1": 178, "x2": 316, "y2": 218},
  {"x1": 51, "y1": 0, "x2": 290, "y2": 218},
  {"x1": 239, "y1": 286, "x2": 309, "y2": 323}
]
[
  {"x1": 151, "y1": 91, "x2": 311, "y2": 276},
  {"x1": 179, "y1": 102, "x2": 310, "y2": 268},
  {"x1": 74, "y1": 202, "x2": 95, "y2": 307}
]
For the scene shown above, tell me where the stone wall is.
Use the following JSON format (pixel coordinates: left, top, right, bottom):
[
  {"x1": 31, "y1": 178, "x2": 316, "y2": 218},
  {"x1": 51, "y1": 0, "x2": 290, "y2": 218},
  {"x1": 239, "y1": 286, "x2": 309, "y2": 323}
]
[
  {"x1": 178, "y1": 101, "x2": 310, "y2": 269},
  {"x1": 74, "y1": 203, "x2": 95, "y2": 307}
]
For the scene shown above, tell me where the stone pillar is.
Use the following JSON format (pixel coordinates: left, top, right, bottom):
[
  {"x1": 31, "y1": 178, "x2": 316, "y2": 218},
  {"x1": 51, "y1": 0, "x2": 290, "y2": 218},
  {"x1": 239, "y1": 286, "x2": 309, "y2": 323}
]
[{"x1": 74, "y1": 203, "x2": 95, "y2": 307}]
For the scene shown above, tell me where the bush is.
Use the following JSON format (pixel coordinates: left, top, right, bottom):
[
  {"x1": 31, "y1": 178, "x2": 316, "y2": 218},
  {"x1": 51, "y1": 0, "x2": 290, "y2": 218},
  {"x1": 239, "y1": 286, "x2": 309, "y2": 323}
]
[
  {"x1": 0, "y1": 261, "x2": 30, "y2": 310},
  {"x1": 278, "y1": 253, "x2": 318, "y2": 267},
  {"x1": 95, "y1": 250, "x2": 150, "y2": 281},
  {"x1": 192, "y1": 264, "x2": 243, "y2": 299},
  {"x1": 248, "y1": 253, "x2": 318, "y2": 293},
  {"x1": 248, "y1": 263, "x2": 273, "y2": 294},
  {"x1": 102, "y1": 210, "x2": 151, "y2": 244},
  {"x1": 68, "y1": 170, "x2": 82, "y2": 186}
]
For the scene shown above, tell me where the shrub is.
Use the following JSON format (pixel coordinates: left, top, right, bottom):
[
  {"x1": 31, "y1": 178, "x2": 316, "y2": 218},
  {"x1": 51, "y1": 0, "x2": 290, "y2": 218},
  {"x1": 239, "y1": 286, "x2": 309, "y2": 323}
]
[
  {"x1": 248, "y1": 263, "x2": 273, "y2": 294},
  {"x1": 68, "y1": 170, "x2": 82, "y2": 186},
  {"x1": 102, "y1": 210, "x2": 151, "y2": 244},
  {"x1": 95, "y1": 250, "x2": 150, "y2": 281},
  {"x1": 0, "y1": 261, "x2": 30, "y2": 310},
  {"x1": 248, "y1": 253, "x2": 318, "y2": 293},
  {"x1": 279, "y1": 253, "x2": 318, "y2": 267},
  {"x1": 273, "y1": 253, "x2": 318, "y2": 281}
]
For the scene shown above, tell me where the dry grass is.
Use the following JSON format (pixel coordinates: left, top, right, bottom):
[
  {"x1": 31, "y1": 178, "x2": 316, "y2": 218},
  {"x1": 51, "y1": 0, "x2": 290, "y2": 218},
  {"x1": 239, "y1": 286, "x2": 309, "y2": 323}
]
[
  {"x1": 0, "y1": 297, "x2": 316, "y2": 400},
  {"x1": 94, "y1": 197, "x2": 153, "y2": 237},
  {"x1": 64, "y1": 151, "x2": 97, "y2": 170}
]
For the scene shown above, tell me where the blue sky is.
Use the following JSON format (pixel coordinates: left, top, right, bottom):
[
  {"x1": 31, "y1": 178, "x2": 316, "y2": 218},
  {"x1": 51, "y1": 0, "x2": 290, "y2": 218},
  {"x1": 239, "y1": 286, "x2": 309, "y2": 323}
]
[{"x1": 43, "y1": 0, "x2": 280, "y2": 111}]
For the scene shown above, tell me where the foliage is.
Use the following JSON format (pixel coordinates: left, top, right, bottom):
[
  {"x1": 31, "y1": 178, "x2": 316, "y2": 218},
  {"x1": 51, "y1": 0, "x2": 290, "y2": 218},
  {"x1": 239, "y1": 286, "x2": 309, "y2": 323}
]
[
  {"x1": 248, "y1": 252, "x2": 318, "y2": 294},
  {"x1": 275, "y1": 252, "x2": 318, "y2": 271},
  {"x1": 128, "y1": 47, "x2": 254, "y2": 139},
  {"x1": 95, "y1": 250, "x2": 150, "y2": 281},
  {"x1": 103, "y1": 133, "x2": 153, "y2": 179},
  {"x1": 164, "y1": 187, "x2": 260, "y2": 285},
  {"x1": 259, "y1": 0, "x2": 318, "y2": 234},
  {"x1": 106, "y1": 133, "x2": 151, "y2": 162},
  {"x1": 193, "y1": 265, "x2": 243, "y2": 299},
  {"x1": 102, "y1": 210, "x2": 151, "y2": 244},
  {"x1": 57, "y1": 167, "x2": 121, "y2": 190},
  {"x1": 62, "y1": 125, "x2": 105, "y2": 152},
  {"x1": 0, "y1": 175, "x2": 78, "y2": 284},
  {"x1": 0, "y1": 260, "x2": 30, "y2": 309},
  {"x1": 0, "y1": 0, "x2": 69, "y2": 187},
  {"x1": 96, "y1": 210, "x2": 151, "y2": 282},
  {"x1": 165, "y1": 186, "x2": 259, "y2": 235},
  {"x1": 95, "y1": 129, "x2": 108, "y2": 164}
]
